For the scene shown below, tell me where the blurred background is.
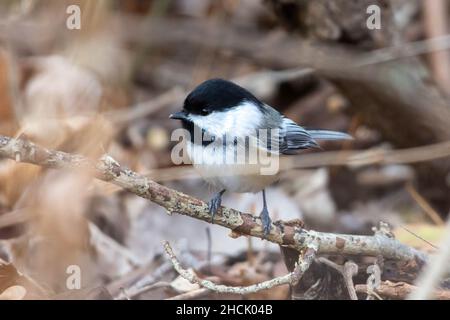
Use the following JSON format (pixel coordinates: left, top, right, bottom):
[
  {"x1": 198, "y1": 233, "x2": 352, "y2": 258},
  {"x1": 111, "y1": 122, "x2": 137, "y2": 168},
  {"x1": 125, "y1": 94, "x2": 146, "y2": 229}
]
[{"x1": 0, "y1": 0, "x2": 449, "y2": 300}]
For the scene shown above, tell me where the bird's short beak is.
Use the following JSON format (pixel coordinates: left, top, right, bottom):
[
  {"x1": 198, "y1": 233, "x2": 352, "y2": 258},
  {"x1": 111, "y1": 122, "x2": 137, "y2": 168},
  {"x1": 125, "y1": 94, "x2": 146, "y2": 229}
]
[{"x1": 169, "y1": 111, "x2": 188, "y2": 121}]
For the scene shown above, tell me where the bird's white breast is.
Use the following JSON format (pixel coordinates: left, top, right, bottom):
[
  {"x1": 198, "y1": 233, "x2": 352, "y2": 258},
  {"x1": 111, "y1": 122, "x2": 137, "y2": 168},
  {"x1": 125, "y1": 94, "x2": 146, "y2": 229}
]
[
  {"x1": 185, "y1": 101, "x2": 279, "y2": 193},
  {"x1": 186, "y1": 141, "x2": 279, "y2": 193}
]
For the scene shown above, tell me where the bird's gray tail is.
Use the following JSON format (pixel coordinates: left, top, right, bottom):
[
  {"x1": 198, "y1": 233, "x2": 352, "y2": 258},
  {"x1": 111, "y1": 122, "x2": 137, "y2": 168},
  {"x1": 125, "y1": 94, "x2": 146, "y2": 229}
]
[{"x1": 307, "y1": 129, "x2": 353, "y2": 141}]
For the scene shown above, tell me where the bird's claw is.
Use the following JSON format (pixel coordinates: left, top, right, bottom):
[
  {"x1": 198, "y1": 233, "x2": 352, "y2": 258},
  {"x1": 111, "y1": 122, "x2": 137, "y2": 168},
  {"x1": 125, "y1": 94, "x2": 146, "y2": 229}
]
[
  {"x1": 259, "y1": 207, "x2": 272, "y2": 237},
  {"x1": 208, "y1": 193, "x2": 223, "y2": 223}
]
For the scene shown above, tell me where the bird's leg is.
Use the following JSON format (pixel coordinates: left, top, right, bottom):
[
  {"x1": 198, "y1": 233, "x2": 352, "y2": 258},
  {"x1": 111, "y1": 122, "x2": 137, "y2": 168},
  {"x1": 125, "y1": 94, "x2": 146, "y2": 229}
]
[
  {"x1": 208, "y1": 189, "x2": 226, "y2": 223},
  {"x1": 259, "y1": 189, "x2": 272, "y2": 236}
]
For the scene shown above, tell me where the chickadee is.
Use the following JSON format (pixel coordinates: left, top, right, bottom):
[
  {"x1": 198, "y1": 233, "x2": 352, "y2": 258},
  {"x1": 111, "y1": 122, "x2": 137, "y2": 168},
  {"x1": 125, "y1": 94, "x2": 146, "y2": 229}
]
[{"x1": 170, "y1": 79, "x2": 352, "y2": 236}]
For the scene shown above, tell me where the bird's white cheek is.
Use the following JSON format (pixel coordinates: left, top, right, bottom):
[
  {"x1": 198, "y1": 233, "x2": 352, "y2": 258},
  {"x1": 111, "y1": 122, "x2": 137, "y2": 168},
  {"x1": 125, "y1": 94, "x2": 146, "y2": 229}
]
[
  {"x1": 189, "y1": 102, "x2": 263, "y2": 138},
  {"x1": 189, "y1": 112, "x2": 230, "y2": 137}
]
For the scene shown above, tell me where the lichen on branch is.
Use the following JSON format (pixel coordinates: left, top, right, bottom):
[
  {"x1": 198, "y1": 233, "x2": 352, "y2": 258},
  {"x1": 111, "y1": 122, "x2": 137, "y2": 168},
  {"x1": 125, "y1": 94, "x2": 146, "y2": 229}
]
[{"x1": 0, "y1": 134, "x2": 427, "y2": 266}]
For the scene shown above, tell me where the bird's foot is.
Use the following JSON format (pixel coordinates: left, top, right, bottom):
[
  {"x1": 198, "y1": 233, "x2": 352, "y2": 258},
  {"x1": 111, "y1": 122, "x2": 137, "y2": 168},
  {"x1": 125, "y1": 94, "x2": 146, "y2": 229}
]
[
  {"x1": 259, "y1": 207, "x2": 272, "y2": 237},
  {"x1": 207, "y1": 190, "x2": 225, "y2": 223}
]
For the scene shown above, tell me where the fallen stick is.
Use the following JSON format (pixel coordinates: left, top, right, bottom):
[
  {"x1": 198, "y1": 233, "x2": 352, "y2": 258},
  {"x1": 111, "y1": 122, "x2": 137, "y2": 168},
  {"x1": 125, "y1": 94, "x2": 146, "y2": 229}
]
[
  {"x1": 0, "y1": 135, "x2": 427, "y2": 264},
  {"x1": 163, "y1": 240, "x2": 317, "y2": 294},
  {"x1": 356, "y1": 281, "x2": 450, "y2": 300}
]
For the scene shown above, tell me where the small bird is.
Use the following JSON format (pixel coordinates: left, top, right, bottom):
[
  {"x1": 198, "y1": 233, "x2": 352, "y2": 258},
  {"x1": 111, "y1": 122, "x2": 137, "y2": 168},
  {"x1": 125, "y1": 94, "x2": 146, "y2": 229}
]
[{"x1": 170, "y1": 79, "x2": 352, "y2": 236}]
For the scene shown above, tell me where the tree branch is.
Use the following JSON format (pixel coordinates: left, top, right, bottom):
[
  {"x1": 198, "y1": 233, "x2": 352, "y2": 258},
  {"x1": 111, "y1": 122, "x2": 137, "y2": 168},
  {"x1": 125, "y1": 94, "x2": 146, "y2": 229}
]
[
  {"x1": 0, "y1": 135, "x2": 427, "y2": 265},
  {"x1": 356, "y1": 281, "x2": 450, "y2": 300},
  {"x1": 163, "y1": 240, "x2": 317, "y2": 294}
]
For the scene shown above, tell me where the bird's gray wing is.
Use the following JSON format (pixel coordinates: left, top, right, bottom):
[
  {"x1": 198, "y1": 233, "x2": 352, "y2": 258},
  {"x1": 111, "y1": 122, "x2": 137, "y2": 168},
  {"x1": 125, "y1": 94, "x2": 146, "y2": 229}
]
[
  {"x1": 258, "y1": 104, "x2": 352, "y2": 155},
  {"x1": 279, "y1": 118, "x2": 353, "y2": 154},
  {"x1": 255, "y1": 104, "x2": 318, "y2": 155},
  {"x1": 279, "y1": 118, "x2": 319, "y2": 154}
]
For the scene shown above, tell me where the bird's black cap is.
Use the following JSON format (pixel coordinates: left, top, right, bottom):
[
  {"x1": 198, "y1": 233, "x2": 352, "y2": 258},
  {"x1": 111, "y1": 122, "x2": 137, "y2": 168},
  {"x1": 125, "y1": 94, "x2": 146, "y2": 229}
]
[{"x1": 182, "y1": 78, "x2": 263, "y2": 115}]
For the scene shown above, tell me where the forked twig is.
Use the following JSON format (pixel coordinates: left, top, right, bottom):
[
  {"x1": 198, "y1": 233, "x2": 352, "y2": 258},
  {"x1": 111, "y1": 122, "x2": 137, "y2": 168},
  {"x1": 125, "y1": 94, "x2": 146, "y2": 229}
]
[
  {"x1": 317, "y1": 258, "x2": 359, "y2": 300},
  {"x1": 163, "y1": 240, "x2": 318, "y2": 295}
]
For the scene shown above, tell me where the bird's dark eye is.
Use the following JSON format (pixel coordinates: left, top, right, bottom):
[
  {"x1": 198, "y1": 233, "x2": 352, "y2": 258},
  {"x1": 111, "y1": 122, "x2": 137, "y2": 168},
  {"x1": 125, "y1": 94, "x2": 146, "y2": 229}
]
[{"x1": 200, "y1": 108, "x2": 210, "y2": 116}]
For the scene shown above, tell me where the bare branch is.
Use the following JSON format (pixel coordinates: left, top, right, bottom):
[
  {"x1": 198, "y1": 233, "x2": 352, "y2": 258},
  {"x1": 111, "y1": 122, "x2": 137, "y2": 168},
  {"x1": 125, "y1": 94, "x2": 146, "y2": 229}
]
[
  {"x1": 291, "y1": 246, "x2": 318, "y2": 286},
  {"x1": 163, "y1": 240, "x2": 317, "y2": 295},
  {"x1": 0, "y1": 135, "x2": 427, "y2": 264},
  {"x1": 366, "y1": 263, "x2": 383, "y2": 300},
  {"x1": 356, "y1": 281, "x2": 450, "y2": 300}
]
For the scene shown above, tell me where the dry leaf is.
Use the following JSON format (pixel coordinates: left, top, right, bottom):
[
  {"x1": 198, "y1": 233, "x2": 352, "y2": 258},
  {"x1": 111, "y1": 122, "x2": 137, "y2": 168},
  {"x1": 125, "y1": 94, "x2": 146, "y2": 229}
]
[
  {"x1": 0, "y1": 261, "x2": 48, "y2": 299},
  {"x1": 0, "y1": 285, "x2": 27, "y2": 300}
]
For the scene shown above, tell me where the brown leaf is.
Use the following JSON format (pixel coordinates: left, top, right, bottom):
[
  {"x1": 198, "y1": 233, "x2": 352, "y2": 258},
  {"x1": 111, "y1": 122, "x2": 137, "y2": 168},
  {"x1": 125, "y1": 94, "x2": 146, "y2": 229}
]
[
  {"x1": 0, "y1": 285, "x2": 27, "y2": 300},
  {"x1": 0, "y1": 261, "x2": 48, "y2": 299}
]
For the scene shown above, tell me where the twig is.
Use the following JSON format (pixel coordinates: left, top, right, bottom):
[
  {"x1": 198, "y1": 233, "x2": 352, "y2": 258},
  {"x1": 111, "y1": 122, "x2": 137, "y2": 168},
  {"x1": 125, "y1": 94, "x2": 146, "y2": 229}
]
[
  {"x1": 0, "y1": 135, "x2": 427, "y2": 264},
  {"x1": 400, "y1": 226, "x2": 438, "y2": 250},
  {"x1": 163, "y1": 240, "x2": 317, "y2": 294},
  {"x1": 317, "y1": 258, "x2": 358, "y2": 300},
  {"x1": 359, "y1": 34, "x2": 450, "y2": 67},
  {"x1": 366, "y1": 263, "x2": 383, "y2": 300},
  {"x1": 145, "y1": 141, "x2": 450, "y2": 183},
  {"x1": 105, "y1": 68, "x2": 310, "y2": 129},
  {"x1": 409, "y1": 217, "x2": 450, "y2": 300},
  {"x1": 105, "y1": 88, "x2": 185, "y2": 127},
  {"x1": 405, "y1": 183, "x2": 445, "y2": 225},
  {"x1": 113, "y1": 260, "x2": 173, "y2": 300},
  {"x1": 291, "y1": 246, "x2": 318, "y2": 286},
  {"x1": 0, "y1": 208, "x2": 28, "y2": 228},
  {"x1": 356, "y1": 281, "x2": 450, "y2": 300},
  {"x1": 121, "y1": 282, "x2": 171, "y2": 300},
  {"x1": 422, "y1": 0, "x2": 450, "y2": 95},
  {"x1": 205, "y1": 227, "x2": 212, "y2": 275},
  {"x1": 8, "y1": 15, "x2": 450, "y2": 72},
  {"x1": 166, "y1": 288, "x2": 210, "y2": 300}
]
